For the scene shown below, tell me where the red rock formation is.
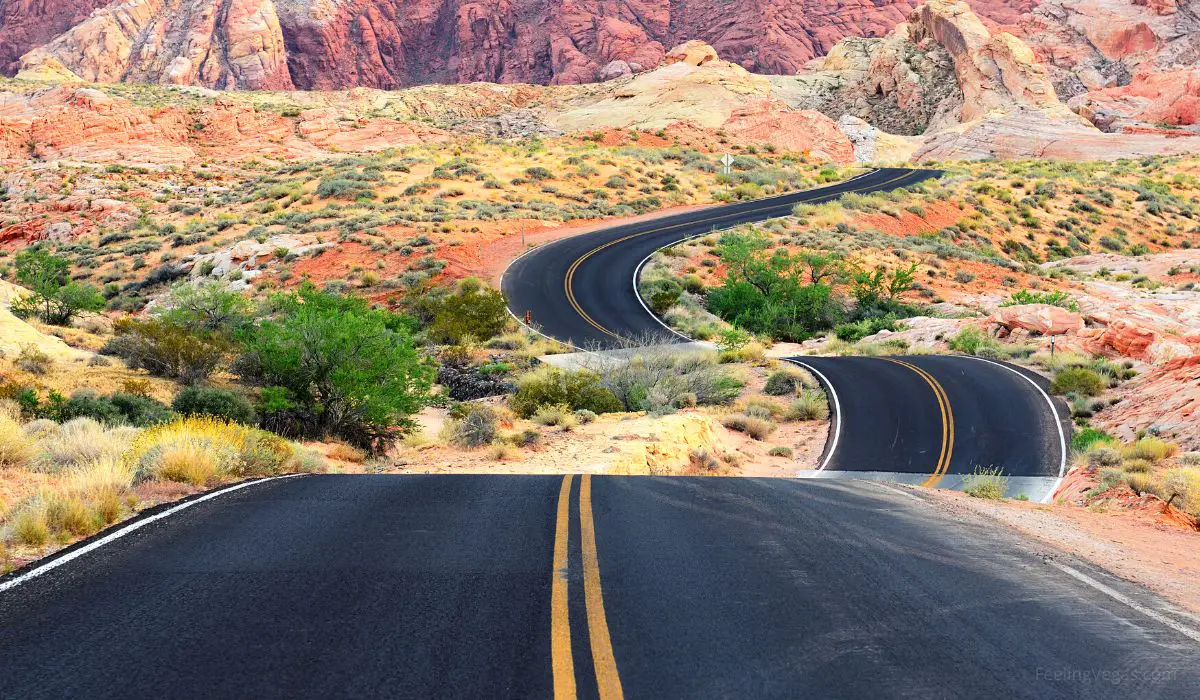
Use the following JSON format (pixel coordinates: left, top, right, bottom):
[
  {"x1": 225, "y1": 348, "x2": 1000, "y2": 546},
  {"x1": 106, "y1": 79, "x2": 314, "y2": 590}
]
[
  {"x1": 0, "y1": 0, "x2": 109, "y2": 74},
  {"x1": 9, "y1": 0, "x2": 1037, "y2": 89}
]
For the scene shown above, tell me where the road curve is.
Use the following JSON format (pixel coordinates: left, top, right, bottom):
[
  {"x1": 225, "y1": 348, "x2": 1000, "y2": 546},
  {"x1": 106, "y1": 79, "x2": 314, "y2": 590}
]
[
  {"x1": 3, "y1": 474, "x2": 1198, "y2": 698},
  {"x1": 503, "y1": 167, "x2": 938, "y2": 349},
  {"x1": 791, "y1": 355, "x2": 1071, "y2": 499}
]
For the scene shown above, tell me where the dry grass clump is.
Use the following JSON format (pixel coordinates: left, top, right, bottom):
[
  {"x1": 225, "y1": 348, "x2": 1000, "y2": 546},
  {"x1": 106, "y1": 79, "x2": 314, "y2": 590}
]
[
  {"x1": 1120, "y1": 437, "x2": 1178, "y2": 463},
  {"x1": 33, "y1": 418, "x2": 137, "y2": 473},
  {"x1": 441, "y1": 405, "x2": 499, "y2": 448},
  {"x1": 721, "y1": 413, "x2": 776, "y2": 440},
  {"x1": 327, "y1": 443, "x2": 367, "y2": 464},
  {"x1": 786, "y1": 389, "x2": 830, "y2": 421},
  {"x1": 532, "y1": 404, "x2": 578, "y2": 429},
  {"x1": 125, "y1": 416, "x2": 315, "y2": 486},
  {"x1": 0, "y1": 405, "x2": 34, "y2": 470},
  {"x1": 963, "y1": 465, "x2": 1008, "y2": 500}
]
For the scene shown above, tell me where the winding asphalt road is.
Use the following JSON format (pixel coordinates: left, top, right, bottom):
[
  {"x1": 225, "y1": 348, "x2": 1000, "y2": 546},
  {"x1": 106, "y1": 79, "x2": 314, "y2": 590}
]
[
  {"x1": 503, "y1": 168, "x2": 1070, "y2": 492},
  {"x1": 3, "y1": 474, "x2": 1199, "y2": 698},
  {"x1": 503, "y1": 167, "x2": 936, "y2": 349}
]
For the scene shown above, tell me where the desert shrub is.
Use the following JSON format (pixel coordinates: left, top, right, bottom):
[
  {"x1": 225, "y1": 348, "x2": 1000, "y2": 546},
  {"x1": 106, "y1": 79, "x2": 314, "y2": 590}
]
[
  {"x1": 33, "y1": 418, "x2": 136, "y2": 472},
  {"x1": 962, "y1": 466, "x2": 1008, "y2": 499},
  {"x1": 15, "y1": 345, "x2": 52, "y2": 375},
  {"x1": 155, "y1": 280, "x2": 255, "y2": 333},
  {"x1": 58, "y1": 391, "x2": 172, "y2": 427},
  {"x1": 1050, "y1": 367, "x2": 1105, "y2": 396},
  {"x1": 787, "y1": 389, "x2": 830, "y2": 421},
  {"x1": 768, "y1": 446, "x2": 794, "y2": 458},
  {"x1": 105, "y1": 318, "x2": 231, "y2": 384},
  {"x1": 443, "y1": 405, "x2": 499, "y2": 448},
  {"x1": 125, "y1": 416, "x2": 314, "y2": 484},
  {"x1": 705, "y1": 230, "x2": 844, "y2": 341},
  {"x1": 424, "y1": 278, "x2": 509, "y2": 344},
  {"x1": 1001, "y1": 289, "x2": 1079, "y2": 311},
  {"x1": 1121, "y1": 437, "x2": 1178, "y2": 463},
  {"x1": 509, "y1": 366, "x2": 623, "y2": 418},
  {"x1": 763, "y1": 369, "x2": 808, "y2": 396},
  {"x1": 834, "y1": 315, "x2": 901, "y2": 343},
  {"x1": 236, "y1": 284, "x2": 434, "y2": 450},
  {"x1": 172, "y1": 386, "x2": 256, "y2": 424},
  {"x1": 722, "y1": 414, "x2": 776, "y2": 440},
  {"x1": 1125, "y1": 472, "x2": 1152, "y2": 496},
  {"x1": 1160, "y1": 468, "x2": 1200, "y2": 516},
  {"x1": 9, "y1": 248, "x2": 104, "y2": 325},
  {"x1": 743, "y1": 395, "x2": 785, "y2": 418},
  {"x1": 579, "y1": 349, "x2": 743, "y2": 413},
  {"x1": 574, "y1": 409, "x2": 597, "y2": 424},
  {"x1": 0, "y1": 410, "x2": 33, "y2": 469},
  {"x1": 1072, "y1": 427, "x2": 1116, "y2": 453},
  {"x1": 1087, "y1": 448, "x2": 1122, "y2": 468},
  {"x1": 326, "y1": 443, "x2": 367, "y2": 463},
  {"x1": 642, "y1": 278, "x2": 682, "y2": 315},
  {"x1": 946, "y1": 327, "x2": 998, "y2": 356},
  {"x1": 533, "y1": 404, "x2": 578, "y2": 429},
  {"x1": 688, "y1": 449, "x2": 719, "y2": 473}
]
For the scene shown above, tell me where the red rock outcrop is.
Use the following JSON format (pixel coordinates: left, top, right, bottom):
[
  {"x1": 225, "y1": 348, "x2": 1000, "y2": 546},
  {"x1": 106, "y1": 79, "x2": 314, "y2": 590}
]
[
  {"x1": 8, "y1": 0, "x2": 1037, "y2": 89},
  {"x1": 989, "y1": 303, "x2": 1084, "y2": 335}
]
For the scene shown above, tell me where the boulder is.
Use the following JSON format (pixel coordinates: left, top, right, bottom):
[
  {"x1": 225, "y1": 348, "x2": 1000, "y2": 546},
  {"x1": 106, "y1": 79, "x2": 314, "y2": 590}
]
[
  {"x1": 664, "y1": 40, "x2": 719, "y2": 67},
  {"x1": 989, "y1": 304, "x2": 1084, "y2": 336}
]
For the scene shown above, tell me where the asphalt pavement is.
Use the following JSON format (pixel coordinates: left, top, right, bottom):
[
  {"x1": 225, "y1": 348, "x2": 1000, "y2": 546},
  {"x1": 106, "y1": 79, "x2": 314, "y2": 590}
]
[
  {"x1": 3, "y1": 474, "x2": 1198, "y2": 698},
  {"x1": 502, "y1": 167, "x2": 938, "y2": 349}
]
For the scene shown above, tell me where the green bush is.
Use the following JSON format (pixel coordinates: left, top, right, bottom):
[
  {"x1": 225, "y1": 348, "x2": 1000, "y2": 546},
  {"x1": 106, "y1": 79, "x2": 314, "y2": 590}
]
[
  {"x1": 642, "y1": 278, "x2": 682, "y2": 315},
  {"x1": 1050, "y1": 367, "x2": 1105, "y2": 396},
  {"x1": 9, "y1": 248, "x2": 104, "y2": 325},
  {"x1": 834, "y1": 315, "x2": 901, "y2": 343},
  {"x1": 236, "y1": 284, "x2": 434, "y2": 450},
  {"x1": 104, "y1": 318, "x2": 231, "y2": 384},
  {"x1": 584, "y1": 350, "x2": 743, "y2": 413},
  {"x1": 58, "y1": 390, "x2": 172, "y2": 427},
  {"x1": 1071, "y1": 427, "x2": 1115, "y2": 453},
  {"x1": 946, "y1": 327, "x2": 998, "y2": 356},
  {"x1": 787, "y1": 389, "x2": 829, "y2": 421},
  {"x1": 763, "y1": 370, "x2": 803, "y2": 396},
  {"x1": 509, "y1": 366, "x2": 623, "y2": 418},
  {"x1": 425, "y1": 279, "x2": 509, "y2": 345},
  {"x1": 1000, "y1": 289, "x2": 1079, "y2": 311},
  {"x1": 172, "y1": 386, "x2": 256, "y2": 424}
]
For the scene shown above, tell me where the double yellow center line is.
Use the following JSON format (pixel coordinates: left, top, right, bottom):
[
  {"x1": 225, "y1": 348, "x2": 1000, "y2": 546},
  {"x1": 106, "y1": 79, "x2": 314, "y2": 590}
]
[
  {"x1": 562, "y1": 169, "x2": 920, "y2": 342},
  {"x1": 551, "y1": 475, "x2": 624, "y2": 699},
  {"x1": 881, "y1": 358, "x2": 955, "y2": 487}
]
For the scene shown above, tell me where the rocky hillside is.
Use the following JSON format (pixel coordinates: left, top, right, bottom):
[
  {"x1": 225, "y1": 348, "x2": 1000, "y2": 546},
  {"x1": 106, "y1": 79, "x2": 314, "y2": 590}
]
[{"x1": 1, "y1": 0, "x2": 1036, "y2": 88}]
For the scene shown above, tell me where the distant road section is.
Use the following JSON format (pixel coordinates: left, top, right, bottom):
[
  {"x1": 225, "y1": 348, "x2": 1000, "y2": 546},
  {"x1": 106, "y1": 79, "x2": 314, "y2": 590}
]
[{"x1": 503, "y1": 167, "x2": 939, "y2": 349}]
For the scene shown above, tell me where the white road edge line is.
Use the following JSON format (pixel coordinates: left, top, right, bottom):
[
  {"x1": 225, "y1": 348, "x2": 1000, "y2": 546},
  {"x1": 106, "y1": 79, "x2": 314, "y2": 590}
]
[
  {"x1": 784, "y1": 360, "x2": 842, "y2": 472},
  {"x1": 962, "y1": 356, "x2": 1068, "y2": 503},
  {"x1": 1047, "y1": 560, "x2": 1200, "y2": 645},
  {"x1": 0, "y1": 474, "x2": 301, "y2": 594}
]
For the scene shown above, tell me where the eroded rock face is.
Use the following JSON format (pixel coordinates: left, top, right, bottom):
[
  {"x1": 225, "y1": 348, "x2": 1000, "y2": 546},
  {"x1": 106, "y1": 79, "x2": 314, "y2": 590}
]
[{"x1": 8, "y1": 0, "x2": 1037, "y2": 89}]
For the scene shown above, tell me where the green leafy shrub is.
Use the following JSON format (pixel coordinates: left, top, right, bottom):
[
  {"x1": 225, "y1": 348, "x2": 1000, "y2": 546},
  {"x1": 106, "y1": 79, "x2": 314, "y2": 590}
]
[
  {"x1": 1000, "y1": 289, "x2": 1079, "y2": 311},
  {"x1": 763, "y1": 369, "x2": 806, "y2": 396},
  {"x1": 1050, "y1": 367, "x2": 1105, "y2": 396},
  {"x1": 172, "y1": 386, "x2": 256, "y2": 425},
  {"x1": 58, "y1": 391, "x2": 172, "y2": 427},
  {"x1": 509, "y1": 366, "x2": 623, "y2": 418},
  {"x1": 946, "y1": 327, "x2": 999, "y2": 356},
  {"x1": 642, "y1": 278, "x2": 682, "y2": 315},
  {"x1": 104, "y1": 318, "x2": 231, "y2": 384},
  {"x1": 834, "y1": 315, "x2": 901, "y2": 343},
  {"x1": 424, "y1": 279, "x2": 509, "y2": 345},
  {"x1": 9, "y1": 248, "x2": 105, "y2": 325},
  {"x1": 236, "y1": 284, "x2": 434, "y2": 450}
]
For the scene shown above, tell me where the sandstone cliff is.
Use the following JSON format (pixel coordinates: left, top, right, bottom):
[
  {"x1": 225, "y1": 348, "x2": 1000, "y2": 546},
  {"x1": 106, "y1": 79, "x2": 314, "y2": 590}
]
[{"x1": 7, "y1": 0, "x2": 1035, "y2": 89}]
